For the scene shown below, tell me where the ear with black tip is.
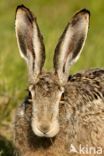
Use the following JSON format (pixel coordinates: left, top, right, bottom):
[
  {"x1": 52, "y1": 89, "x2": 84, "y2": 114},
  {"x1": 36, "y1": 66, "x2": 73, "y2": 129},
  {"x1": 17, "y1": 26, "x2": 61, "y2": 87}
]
[
  {"x1": 15, "y1": 5, "x2": 45, "y2": 83},
  {"x1": 53, "y1": 9, "x2": 90, "y2": 84}
]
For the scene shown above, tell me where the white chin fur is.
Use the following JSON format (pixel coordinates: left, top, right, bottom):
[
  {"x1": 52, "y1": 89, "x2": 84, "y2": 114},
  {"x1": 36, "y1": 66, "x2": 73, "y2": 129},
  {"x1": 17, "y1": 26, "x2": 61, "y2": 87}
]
[{"x1": 31, "y1": 120, "x2": 60, "y2": 138}]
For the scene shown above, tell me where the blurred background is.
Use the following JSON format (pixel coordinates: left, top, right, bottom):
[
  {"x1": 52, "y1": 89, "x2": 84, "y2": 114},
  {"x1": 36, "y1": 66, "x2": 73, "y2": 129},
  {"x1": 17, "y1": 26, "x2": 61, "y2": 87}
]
[{"x1": 0, "y1": 0, "x2": 104, "y2": 154}]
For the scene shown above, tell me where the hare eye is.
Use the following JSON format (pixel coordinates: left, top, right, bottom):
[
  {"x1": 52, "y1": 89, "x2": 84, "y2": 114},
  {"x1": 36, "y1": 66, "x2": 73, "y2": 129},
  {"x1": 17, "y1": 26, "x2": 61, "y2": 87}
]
[{"x1": 28, "y1": 90, "x2": 32, "y2": 98}]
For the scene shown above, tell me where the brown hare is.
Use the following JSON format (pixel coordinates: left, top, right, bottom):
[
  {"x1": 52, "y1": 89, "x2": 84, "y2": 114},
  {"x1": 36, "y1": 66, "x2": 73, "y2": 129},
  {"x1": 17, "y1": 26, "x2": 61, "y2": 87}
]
[{"x1": 14, "y1": 5, "x2": 104, "y2": 156}]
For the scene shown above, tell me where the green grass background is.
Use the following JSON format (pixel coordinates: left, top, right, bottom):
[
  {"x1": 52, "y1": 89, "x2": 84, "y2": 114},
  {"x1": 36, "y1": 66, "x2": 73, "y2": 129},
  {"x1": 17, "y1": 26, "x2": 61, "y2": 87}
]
[{"x1": 0, "y1": 0, "x2": 104, "y2": 154}]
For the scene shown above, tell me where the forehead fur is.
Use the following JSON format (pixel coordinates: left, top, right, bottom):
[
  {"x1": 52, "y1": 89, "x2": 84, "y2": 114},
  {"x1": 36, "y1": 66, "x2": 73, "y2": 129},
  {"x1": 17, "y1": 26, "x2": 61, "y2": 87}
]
[{"x1": 32, "y1": 73, "x2": 60, "y2": 95}]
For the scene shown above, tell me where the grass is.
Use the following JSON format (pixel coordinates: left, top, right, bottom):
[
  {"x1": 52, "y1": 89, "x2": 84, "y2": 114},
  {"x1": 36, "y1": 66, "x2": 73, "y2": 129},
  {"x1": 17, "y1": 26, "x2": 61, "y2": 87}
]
[{"x1": 0, "y1": 0, "x2": 104, "y2": 155}]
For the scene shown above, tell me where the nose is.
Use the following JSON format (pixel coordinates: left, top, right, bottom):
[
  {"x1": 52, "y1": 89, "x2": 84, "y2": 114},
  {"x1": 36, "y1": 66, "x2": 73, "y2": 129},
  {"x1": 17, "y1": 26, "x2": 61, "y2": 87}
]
[{"x1": 39, "y1": 124, "x2": 50, "y2": 134}]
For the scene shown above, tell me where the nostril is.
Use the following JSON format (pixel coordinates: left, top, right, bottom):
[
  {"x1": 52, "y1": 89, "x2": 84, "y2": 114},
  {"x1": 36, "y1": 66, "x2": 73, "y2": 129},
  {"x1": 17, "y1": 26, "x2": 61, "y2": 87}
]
[{"x1": 39, "y1": 125, "x2": 50, "y2": 134}]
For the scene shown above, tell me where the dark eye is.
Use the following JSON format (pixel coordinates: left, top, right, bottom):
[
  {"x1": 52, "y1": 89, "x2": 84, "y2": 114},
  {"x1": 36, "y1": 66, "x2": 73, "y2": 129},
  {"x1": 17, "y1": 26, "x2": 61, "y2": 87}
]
[
  {"x1": 28, "y1": 90, "x2": 32, "y2": 98},
  {"x1": 26, "y1": 88, "x2": 32, "y2": 98}
]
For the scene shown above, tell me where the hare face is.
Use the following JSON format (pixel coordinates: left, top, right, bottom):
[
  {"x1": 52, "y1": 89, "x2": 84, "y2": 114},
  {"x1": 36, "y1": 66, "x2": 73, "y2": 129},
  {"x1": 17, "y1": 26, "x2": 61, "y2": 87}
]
[{"x1": 29, "y1": 74, "x2": 64, "y2": 137}]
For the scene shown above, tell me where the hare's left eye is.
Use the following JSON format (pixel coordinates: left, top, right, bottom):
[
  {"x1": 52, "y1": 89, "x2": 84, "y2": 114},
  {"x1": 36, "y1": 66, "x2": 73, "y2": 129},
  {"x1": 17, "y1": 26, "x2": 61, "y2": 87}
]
[{"x1": 28, "y1": 90, "x2": 32, "y2": 98}]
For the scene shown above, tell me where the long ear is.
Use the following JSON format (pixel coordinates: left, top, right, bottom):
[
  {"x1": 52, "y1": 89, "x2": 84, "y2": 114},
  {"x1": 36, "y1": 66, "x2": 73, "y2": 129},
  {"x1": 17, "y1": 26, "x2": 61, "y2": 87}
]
[
  {"x1": 15, "y1": 5, "x2": 45, "y2": 83},
  {"x1": 54, "y1": 9, "x2": 90, "y2": 84}
]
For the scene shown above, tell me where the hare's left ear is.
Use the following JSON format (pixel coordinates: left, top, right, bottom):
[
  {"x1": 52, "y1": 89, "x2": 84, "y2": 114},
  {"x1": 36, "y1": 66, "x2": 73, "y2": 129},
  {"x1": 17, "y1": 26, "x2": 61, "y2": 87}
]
[
  {"x1": 15, "y1": 5, "x2": 45, "y2": 83},
  {"x1": 53, "y1": 9, "x2": 90, "y2": 84}
]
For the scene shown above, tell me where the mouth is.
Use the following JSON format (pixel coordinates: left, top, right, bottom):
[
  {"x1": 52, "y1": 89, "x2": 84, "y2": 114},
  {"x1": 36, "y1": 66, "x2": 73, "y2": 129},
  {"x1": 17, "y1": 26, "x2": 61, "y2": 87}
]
[
  {"x1": 33, "y1": 127, "x2": 59, "y2": 138},
  {"x1": 31, "y1": 121, "x2": 60, "y2": 138}
]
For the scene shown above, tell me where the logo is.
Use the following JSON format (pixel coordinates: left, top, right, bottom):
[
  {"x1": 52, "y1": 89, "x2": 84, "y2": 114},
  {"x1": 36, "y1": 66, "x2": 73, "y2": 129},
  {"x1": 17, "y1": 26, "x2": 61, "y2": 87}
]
[
  {"x1": 70, "y1": 144, "x2": 78, "y2": 153},
  {"x1": 69, "y1": 144, "x2": 103, "y2": 155}
]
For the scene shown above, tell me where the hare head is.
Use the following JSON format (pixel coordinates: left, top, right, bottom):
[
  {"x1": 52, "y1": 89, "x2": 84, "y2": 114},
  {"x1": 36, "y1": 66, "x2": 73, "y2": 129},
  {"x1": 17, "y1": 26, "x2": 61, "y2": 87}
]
[{"x1": 15, "y1": 5, "x2": 90, "y2": 137}]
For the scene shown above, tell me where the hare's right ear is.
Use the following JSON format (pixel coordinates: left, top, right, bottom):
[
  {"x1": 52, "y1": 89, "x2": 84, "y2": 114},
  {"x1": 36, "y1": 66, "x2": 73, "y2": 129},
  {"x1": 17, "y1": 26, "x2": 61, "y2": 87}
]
[
  {"x1": 15, "y1": 5, "x2": 45, "y2": 83},
  {"x1": 54, "y1": 9, "x2": 90, "y2": 85}
]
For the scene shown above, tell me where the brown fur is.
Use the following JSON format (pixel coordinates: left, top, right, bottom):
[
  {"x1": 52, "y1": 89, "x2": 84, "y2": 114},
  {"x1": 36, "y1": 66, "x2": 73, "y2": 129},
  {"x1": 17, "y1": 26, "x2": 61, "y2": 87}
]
[{"x1": 14, "y1": 70, "x2": 104, "y2": 156}]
